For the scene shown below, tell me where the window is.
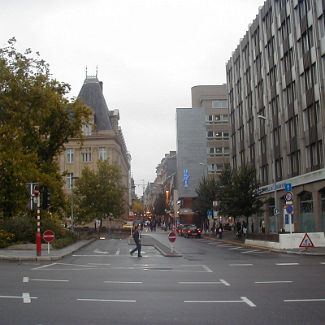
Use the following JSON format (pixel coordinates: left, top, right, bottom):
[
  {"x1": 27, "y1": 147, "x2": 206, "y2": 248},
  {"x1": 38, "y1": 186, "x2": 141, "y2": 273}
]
[
  {"x1": 99, "y1": 147, "x2": 107, "y2": 161},
  {"x1": 82, "y1": 124, "x2": 92, "y2": 136},
  {"x1": 212, "y1": 100, "x2": 228, "y2": 109},
  {"x1": 207, "y1": 115, "x2": 213, "y2": 123},
  {"x1": 66, "y1": 173, "x2": 73, "y2": 189},
  {"x1": 66, "y1": 148, "x2": 74, "y2": 163},
  {"x1": 215, "y1": 132, "x2": 222, "y2": 139},
  {"x1": 81, "y1": 147, "x2": 92, "y2": 162},
  {"x1": 207, "y1": 131, "x2": 214, "y2": 138},
  {"x1": 223, "y1": 132, "x2": 229, "y2": 139}
]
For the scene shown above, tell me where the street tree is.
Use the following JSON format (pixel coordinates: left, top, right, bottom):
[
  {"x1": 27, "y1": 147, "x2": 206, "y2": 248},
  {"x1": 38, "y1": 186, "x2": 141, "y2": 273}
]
[
  {"x1": 0, "y1": 38, "x2": 91, "y2": 218},
  {"x1": 194, "y1": 175, "x2": 219, "y2": 225},
  {"x1": 153, "y1": 192, "x2": 166, "y2": 217},
  {"x1": 73, "y1": 161, "x2": 125, "y2": 226},
  {"x1": 218, "y1": 164, "x2": 263, "y2": 223}
]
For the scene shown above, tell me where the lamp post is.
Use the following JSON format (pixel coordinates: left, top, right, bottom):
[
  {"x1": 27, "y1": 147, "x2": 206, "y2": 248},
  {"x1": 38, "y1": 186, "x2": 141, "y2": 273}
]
[
  {"x1": 71, "y1": 176, "x2": 79, "y2": 231},
  {"x1": 257, "y1": 114, "x2": 278, "y2": 233}
]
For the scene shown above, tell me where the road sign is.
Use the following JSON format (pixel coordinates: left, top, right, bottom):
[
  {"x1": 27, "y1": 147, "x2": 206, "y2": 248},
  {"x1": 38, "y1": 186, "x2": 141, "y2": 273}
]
[
  {"x1": 274, "y1": 208, "x2": 280, "y2": 216},
  {"x1": 43, "y1": 230, "x2": 55, "y2": 243},
  {"x1": 284, "y1": 183, "x2": 292, "y2": 192},
  {"x1": 299, "y1": 233, "x2": 314, "y2": 248},
  {"x1": 168, "y1": 231, "x2": 177, "y2": 243},
  {"x1": 286, "y1": 204, "x2": 294, "y2": 214},
  {"x1": 285, "y1": 192, "x2": 293, "y2": 202}
]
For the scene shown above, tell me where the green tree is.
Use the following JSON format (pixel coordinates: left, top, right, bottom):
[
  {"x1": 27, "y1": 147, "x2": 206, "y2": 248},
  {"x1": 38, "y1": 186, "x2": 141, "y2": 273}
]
[
  {"x1": 194, "y1": 176, "x2": 219, "y2": 220},
  {"x1": 218, "y1": 164, "x2": 263, "y2": 223},
  {"x1": 153, "y1": 192, "x2": 166, "y2": 216},
  {"x1": 73, "y1": 161, "x2": 125, "y2": 226},
  {"x1": 0, "y1": 38, "x2": 91, "y2": 218}
]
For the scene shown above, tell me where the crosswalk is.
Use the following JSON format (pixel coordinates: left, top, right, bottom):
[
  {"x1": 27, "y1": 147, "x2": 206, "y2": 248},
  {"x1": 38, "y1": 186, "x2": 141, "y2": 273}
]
[{"x1": 197, "y1": 239, "x2": 269, "y2": 255}]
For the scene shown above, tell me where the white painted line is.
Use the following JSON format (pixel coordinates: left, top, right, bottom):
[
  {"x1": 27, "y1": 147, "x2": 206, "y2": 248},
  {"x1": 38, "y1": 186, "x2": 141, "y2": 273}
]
[
  {"x1": 255, "y1": 281, "x2": 293, "y2": 284},
  {"x1": 31, "y1": 278, "x2": 69, "y2": 282},
  {"x1": 241, "y1": 297, "x2": 256, "y2": 307},
  {"x1": 276, "y1": 263, "x2": 299, "y2": 266},
  {"x1": 94, "y1": 249, "x2": 108, "y2": 254},
  {"x1": 228, "y1": 247, "x2": 243, "y2": 250},
  {"x1": 104, "y1": 281, "x2": 142, "y2": 284},
  {"x1": 202, "y1": 265, "x2": 213, "y2": 273},
  {"x1": 220, "y1": 279, "x2": 231, "y2": 286},
  {"x1": 23, "y1": 277, "x2": 29, "y2": 283},
  {"x1": 22, "y1": 293, "x2": 31, "y2": 303},
  {"x1": 241, "y1": 250, "x2": 260, "y2": 254},
  {"x1": 88, "y1": 263, "x2": 112, "y2": 266},
  {"x1": 321, "y1": 262, "x2": 325, "y2": 265},
  {"x1": 77, "y1": 299, "x2": 136, "y2": 303},
  {"x1": 284, "y1": 298, "x2": 325, "y2": 303},
  {"x1": 178, "y1": 282, "x2": 222, "y2": 285},
  {"x1": 229, "y1": 263, "x2": 253, "y2": 266},
  {"x1": 184, "y1": 296, "x2": 256, "y2": 307},
  {"x1": 32, "y1": 263, "x2": 57, "y2": 270},
  {"x1": 115, "y1": 249, "x2": 120, "y2": 256}
]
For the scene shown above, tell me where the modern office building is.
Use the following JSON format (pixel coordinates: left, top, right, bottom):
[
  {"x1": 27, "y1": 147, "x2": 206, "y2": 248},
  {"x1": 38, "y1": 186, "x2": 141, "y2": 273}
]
[
  {"x1": 191, "y1": 85, "x2": 230, "y2": 177},
  {"x1": 58, "y1": 74, "x2": 131, "y2": 219},
  {"x1": 226, "y1": 0, "x2": 325, "y2": 233}
]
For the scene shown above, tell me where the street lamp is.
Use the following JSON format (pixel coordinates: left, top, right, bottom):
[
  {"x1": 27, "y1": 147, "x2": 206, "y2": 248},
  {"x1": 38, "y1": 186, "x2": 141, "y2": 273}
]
[
  {"x1": 71, "y1": 176, "x2": 79, "y2": 231},
  {"x1": 257, "y1": 114, "x2": 278, "y2": 233}
]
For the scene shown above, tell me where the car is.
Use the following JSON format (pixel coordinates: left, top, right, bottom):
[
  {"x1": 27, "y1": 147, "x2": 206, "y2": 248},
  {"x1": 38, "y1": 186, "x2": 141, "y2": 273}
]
[
  {"x1": 180, "y1": 224, "x2": 193, "y2": 237},
  {"x1": 183, "y1": 225, "x2": 202, "y2": 238},
  {"x1": 176, "y1": 224, "x2": 184, "y2": 235}
]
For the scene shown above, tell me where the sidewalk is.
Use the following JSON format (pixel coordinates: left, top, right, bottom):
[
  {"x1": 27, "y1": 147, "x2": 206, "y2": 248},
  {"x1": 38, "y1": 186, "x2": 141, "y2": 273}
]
[
  {"x1": 203, "y1": 230, "x2": 325, "y2": 256},
  {"x1": 0, "y1": 239, "x2": 96, "y2": 262}
]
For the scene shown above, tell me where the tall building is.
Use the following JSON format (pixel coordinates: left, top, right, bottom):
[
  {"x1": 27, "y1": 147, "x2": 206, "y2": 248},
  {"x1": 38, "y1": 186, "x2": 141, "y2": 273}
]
[
  {"x1": 191, "y1": 85, "x2": 230, "y2": 176},
  {"x1": 58, "y1": 74, "x2": 131, "y2": 219},
  {"x1": 226, "y1": 0, "x2": 325, "y2": 233}
]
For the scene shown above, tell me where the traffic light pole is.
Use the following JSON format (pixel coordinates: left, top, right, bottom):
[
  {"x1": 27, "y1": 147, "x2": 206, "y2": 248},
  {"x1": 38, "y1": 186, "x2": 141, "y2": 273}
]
[{"x1": 36, "y1": 194, "x2": 41, "y2": 256}]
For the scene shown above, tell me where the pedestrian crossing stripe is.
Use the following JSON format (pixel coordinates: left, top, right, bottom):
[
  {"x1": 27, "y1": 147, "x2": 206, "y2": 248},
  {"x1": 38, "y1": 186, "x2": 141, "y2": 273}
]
[{"x1": 299, "y1": 233, "x2": 314, "y2": 248}]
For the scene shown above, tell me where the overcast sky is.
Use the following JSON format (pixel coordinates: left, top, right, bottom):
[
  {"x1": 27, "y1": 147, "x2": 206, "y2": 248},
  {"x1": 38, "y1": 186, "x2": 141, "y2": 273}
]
[{"x1": 1, "y1": 0, "x2": 264, "y2": 195}]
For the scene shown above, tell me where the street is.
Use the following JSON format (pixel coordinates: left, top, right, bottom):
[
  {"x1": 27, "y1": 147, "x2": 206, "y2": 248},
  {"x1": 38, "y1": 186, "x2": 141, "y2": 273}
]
[{"x1": 1, "y1": 232, "x2": 325, "y2": 325}]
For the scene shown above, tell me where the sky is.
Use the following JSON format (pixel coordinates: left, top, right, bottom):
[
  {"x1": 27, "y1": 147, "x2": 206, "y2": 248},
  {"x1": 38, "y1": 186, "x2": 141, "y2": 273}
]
[{"x1": 1, "y1": 0, "x2": 264, "y2": 195}]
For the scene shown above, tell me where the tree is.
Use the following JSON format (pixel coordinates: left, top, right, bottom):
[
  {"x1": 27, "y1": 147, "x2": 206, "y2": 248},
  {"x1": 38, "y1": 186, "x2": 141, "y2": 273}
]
[
  {"x1": 153, "y1": 192, "x2": 166, "y2": 216},
  {"x1": 194, "y1": 176, "x2": 219, "y2": 220},
  {"x1": 0, "y1": 38, "x2": 91, "y2": 218},
  {"x1": 218, "y1": 164, "x2": 263, "y2": 223},
  {"x1": 73, "y1": 161, "x2": 125, "y2": 226}
]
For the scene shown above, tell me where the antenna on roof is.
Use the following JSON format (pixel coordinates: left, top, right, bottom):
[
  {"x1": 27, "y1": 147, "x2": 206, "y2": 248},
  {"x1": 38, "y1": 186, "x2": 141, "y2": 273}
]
[
  {"x1": 86, "y1": 66, "x2": 88, "y2": 78},
  {"x1": 96, "y1": 65, "x2": 98, "y2": 78}
]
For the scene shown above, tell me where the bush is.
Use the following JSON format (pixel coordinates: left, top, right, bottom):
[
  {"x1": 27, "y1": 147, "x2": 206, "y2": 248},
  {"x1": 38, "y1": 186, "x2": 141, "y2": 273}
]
[
  {"x1": 51, "y1": 234, "x2": 77, "y2": 249},
  {"x1": 0, "y1": 229, "x2": 15, "y2": 248}
]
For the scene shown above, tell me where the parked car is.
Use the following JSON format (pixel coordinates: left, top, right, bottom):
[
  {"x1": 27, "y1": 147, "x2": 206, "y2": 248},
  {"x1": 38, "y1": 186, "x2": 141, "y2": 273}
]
[
  {"x1": 176, "y1": 224, "x2": 184, "y2": 235},
  {"x1": 183, "y1": 224, "x2": 202, "y2": 238}
]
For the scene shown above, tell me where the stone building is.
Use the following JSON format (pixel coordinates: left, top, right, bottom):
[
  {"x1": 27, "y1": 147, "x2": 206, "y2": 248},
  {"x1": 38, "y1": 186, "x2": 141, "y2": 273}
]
[
  {"x1": 58, "y1": 75, "x2": 131, "y2": 219},
  {"x1": 226, "y1": 0, "x2": 325, "y2": 233}
]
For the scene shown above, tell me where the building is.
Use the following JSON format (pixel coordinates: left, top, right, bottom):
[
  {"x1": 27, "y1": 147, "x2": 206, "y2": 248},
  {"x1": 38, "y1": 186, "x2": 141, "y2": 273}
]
[
  {"x1": 191, "y1": 85, "x2": 230, "y2": 177},
  {"x1": 226, "y1": 0, "x2": 325, "y2": 233},
  {"x1": 58, "y1": 74, "x2": 131, "y2": 219}
]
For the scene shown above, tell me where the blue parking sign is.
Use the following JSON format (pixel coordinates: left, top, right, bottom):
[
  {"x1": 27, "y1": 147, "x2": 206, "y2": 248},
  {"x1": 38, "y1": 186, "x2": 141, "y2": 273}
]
[{"x1": 284, "y1": 183, "x2": 292, "y2": 192}]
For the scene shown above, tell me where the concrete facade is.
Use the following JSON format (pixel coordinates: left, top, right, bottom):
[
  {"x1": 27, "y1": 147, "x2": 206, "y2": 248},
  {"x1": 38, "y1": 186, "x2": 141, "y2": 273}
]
[{"x1": 226, "y1": 0, "x2": 325, "y2": 233}]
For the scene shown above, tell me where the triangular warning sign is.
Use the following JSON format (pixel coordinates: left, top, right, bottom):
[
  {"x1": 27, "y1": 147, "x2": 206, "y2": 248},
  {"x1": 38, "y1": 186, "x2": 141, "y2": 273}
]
[{"x1": 299, "y1": 233, "x2": 314, "y2": 248}]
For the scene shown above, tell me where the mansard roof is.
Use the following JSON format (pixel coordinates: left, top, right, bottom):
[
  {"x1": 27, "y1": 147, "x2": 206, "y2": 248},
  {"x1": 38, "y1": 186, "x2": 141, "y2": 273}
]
[{"x1": 78, "y1": 76, "x2": 112, "y2": 131}]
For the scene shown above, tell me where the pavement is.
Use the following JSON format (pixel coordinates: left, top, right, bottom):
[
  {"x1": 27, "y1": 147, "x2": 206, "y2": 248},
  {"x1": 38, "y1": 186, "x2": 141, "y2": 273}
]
[{"x1": 1, "y1": 229, "x2": 325, "y2": 261}]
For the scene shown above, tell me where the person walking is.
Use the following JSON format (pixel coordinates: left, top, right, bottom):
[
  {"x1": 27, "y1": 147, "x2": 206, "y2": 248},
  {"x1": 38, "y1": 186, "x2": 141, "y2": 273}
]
[{"x1": 130, "y1": 225, "x2": 142, "y2": 257}]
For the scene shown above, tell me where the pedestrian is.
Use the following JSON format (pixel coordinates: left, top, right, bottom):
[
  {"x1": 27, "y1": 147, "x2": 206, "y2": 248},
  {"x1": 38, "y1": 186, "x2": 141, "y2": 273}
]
[
  {"x1": 130, "y1": 225, "x2": 142, "y2": 257},
  {"x1": 218, "y1": 223, "x2": 223, "y2": 239}
]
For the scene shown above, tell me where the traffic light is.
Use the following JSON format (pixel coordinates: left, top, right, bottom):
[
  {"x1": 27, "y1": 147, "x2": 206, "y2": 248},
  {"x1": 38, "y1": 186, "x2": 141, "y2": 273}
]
[
  {"x1": 33, "y1": 184, "x2": 40, "y2": 197},
  {"x1": 41, "y1": 186, "x2": 51, "y2": 210}
]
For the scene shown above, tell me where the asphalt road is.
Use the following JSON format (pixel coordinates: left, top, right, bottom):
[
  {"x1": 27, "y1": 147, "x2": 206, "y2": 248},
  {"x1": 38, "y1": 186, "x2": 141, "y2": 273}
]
[{"x1": 1, "y1": 233, "x2": 325, "y2": 325}]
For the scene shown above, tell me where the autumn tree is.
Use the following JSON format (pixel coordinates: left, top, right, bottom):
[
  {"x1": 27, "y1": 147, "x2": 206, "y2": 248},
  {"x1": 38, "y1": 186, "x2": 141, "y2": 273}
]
[
  {"x1": 0, "y1": 38, "x2": 91, "y2": 218},
  {"x1": 73, "y1": 161, "x2": 126, "y2": 226}
]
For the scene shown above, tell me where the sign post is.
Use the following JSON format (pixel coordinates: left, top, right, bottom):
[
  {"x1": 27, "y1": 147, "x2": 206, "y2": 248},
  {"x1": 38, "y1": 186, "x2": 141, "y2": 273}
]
[
  {"x1": 43, "y1": 230, "x2": 55, "y2": 255},
  {"x1": 168, "y1": 231, "x2": 176, "y2": 252}
]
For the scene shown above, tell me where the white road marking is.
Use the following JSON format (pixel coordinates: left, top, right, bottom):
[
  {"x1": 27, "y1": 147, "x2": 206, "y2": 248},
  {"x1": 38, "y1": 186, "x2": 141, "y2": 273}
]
[
  {"x1": 88, "y1": 263, "x2": 112, "y2": 266},
  {"x1": 23, "y1": 277, "x2": 29, "y2": 283},
  {"x1": 22, "y1": 293, "x2": 31, "y2": 303},
  {"x1": 104, "y1": 281, "x2": 142, "y2": 284},
  {"x1": 94, "y1": 249, "x2": 108, "y2": 254},
  {"x1": 255, "y1": 281, "x2": 293, "y2": 284},
  {"x1": 321, "y1": 262, "x2": 325, "y2": 265},
  {"x1": 32, "y1": 263, "x2": 57, "y2": 270},
  {"x1": 0, "y1": 293, "x2": 37, "y2": 304},
  {"x1": 229, "y1": 263, "x2": 253, "y2": 266},
  {"x1": 228, "y1": 247, "x2": 243, "y2": 250},
  {"x1": 276, "y1": 263, "x2": 299, "y2": 266},
  {"x1": 202, "y1": 265, "x2": 213, "y2": 273},
  {"x1": 115, "y1": 249, "x2": 120, "y2": 256},
  {"x1": 241, "y1": 250, "x2": 260, "y2": 254},
  {"x1": 284, "y1": 298, "x2": 325, "y2": 303},
  {"x1": 220, "y1": 279, "x2": 231, "y2": 286},
  {"x1": 184, "y1": 296, "x2": 256, "y2": 307},
  {"x1": 77, "y1": 299, "x2": 136, "y2": 303},
  {"x1": 30, "y1": 278, "x2": 69, "y2": 282}
]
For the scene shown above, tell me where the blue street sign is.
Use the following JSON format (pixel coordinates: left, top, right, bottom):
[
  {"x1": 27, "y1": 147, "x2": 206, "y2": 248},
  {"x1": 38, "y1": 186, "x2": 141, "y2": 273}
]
[
  {"x1": 286, "y1": 204, "x2": 294, "y2": 214},
  {"x1": 284, "y1": 183, "x2": 292, "y2": 192}
]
